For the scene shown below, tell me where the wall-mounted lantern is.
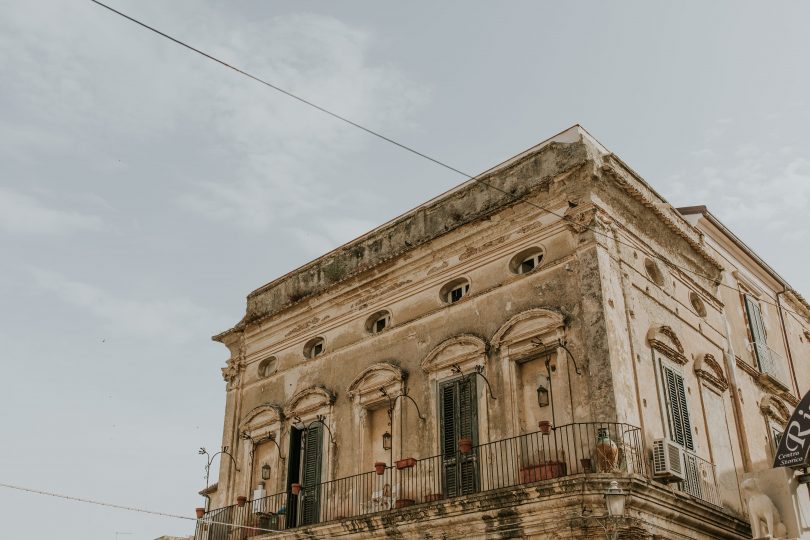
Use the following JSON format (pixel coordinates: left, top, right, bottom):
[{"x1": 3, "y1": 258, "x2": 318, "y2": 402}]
[
  {"x1": 261, "y1": 463, "x2": 271, "y2": 481},
  {"x1": 536, "y1": 384, "x2": 550, "y2": 408},
  {"x1": 382, "y1": 431, "x2": 392, "y2": 451}
]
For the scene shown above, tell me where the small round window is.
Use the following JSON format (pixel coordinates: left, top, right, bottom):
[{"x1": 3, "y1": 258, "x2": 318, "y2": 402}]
[
  {"x1": 304, "y1": 337, "x2": 325, "y2": 359},
  {"x1": 365, "y1": 310, "x2": 391, "y2": 334},
  {"x1": 440, "y1": 277, "x2": 470, "y2": 304},
  {"x1": 690, "y1": 292, "x2": 707, "y2": 318},
  {"x1": 258, "y1": 356, "x2": 278, "y2": 378},
  {"x1": 509, "y1": 247, "x2": 544, "y2": 274},
  {"x1": 644, "y1": 258, "x2": 666, "y2": 287}
]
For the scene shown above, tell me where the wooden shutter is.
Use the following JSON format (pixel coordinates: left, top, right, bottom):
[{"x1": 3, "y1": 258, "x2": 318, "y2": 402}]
[
  {"x1": 300, "y1": 424, "x2": 322, "y2": 525},
  {"x1": 439, "y1": 378, "x2": 479, "y2": 497},
  {"x1": 661, "y1": 362, "x2": 694, "y2": 451},
  {"x1": 744, "y1": 295, "x2": 768, "y2": 367}
]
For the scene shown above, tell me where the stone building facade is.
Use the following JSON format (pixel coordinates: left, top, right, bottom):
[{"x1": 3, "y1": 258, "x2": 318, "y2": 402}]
[{"x1": 197, "y1": 126, "x2": 810, "y2": 539}]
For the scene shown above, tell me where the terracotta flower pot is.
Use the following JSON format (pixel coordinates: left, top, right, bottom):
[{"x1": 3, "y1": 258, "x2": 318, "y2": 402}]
[
  {"x1": 291, "y1": 483, "x2": 301, "y2": 495},
  {"x1": 195, "y1": 507, "x2": 206, "y2": 519},
  {"x1": 395, "y1": 498, "x2": 415, "y2": 509},
  {"x1": 595, "y1": 428, "x2": 619, "y2": 472},
  {"x1": 236, "y1": 496, "x2": 247, "y2": 507},
  {"x1": 458, "y1": 437, "x2": 473, "y2": 454},
  {"x1": 538, "y1": 420, "x2": 552, "y2": 434},
  {"x1": 374, "y1": 462, "x2": 387, "y2": 475},
  {"x1": 395, "y1": 457, "x2": 416, "y2": 469},
  {"x1": 424, "y1": 493, "x2": 444, "y2": 503}
]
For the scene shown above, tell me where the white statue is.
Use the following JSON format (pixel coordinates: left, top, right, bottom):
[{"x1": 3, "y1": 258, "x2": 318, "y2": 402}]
[{"x1": 741, "y1": 477, "x2": 787, "y2": 538}]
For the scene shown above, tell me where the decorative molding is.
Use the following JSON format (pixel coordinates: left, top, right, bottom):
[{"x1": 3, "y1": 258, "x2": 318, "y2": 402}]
[
  {"x1": 759, "y1": 395, "x2": 790, "y2": 427},
  {"x1": 646, "y1": 325, "x2": 687, "y2": 365},
  {"x1": 734, "y1": 356, "x2": 792, "y2": 396},
  {"x1": 240, "y1": 403, "x2": 284, "y2": 432},
  {"x1": 491, "y1": 308, "x2": 565, "y2": 350},
  {"x1": 779, "y1": 391, "x2": 799, "y2": 407},
  {"x1": 421, "y1": 334, "x2": 487, "y2": 374},
  {"x1": 693, "y1": 354, "x2": 728, "y2": 392},
  {"x1": 284, "y1": 385, "x2": 336, "y2": 418},
  {"x1": 346, "y1": 362, "x2": 405, "y2": 405},
  {"x1": 735, "y1": 356, "x2": 760, "y2": 379},
  {"x1": 732, "y1": 270, "x2": 765, "y2": 299}
]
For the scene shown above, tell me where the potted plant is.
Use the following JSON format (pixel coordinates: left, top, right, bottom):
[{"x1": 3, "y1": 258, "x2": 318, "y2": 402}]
[
  {"x1": 195, "y1": 507, "x2": 206, "y2": 519},
  {"x1": 395, "y1": 457, "x2": 417, "y2": 469},
  {"x1": 374, "y1": 462, "x2": 387, "y2": 475},
  {"x1": 290, "y1": 483, "x2": 301, "y2": 495},
  {"x1": 458, "y1": 437, "x2": 473, "y2": 454},
  {"x1": 538, "y1": 420, "x2": 552, "y2": 434},
  {"x1": 236, "y1": 496, "x2": 247, "y2": 507}
]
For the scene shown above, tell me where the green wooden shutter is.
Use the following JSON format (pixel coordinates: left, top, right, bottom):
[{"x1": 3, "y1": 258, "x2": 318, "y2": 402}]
[
  {"x1": 300, "y1": 424, "x2": 322, "y2": 525},
  {"x1": 661, "y1": 362, "x2": 694, "y2": 451},
  {"x1": 744, "y1": 295, "x2": 768, "y2": 367},
  {"x1": 439, "y1": 378, "x2": 479, "y2": 498}
]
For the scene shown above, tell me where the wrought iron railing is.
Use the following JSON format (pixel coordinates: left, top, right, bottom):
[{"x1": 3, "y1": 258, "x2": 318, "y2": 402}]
[
  {"x1": 194, "y1": 422, "x2": 649, "y2": 538},
  {"x1": 749, "y1": 340, "x2": 789, "y2": 386},
  {"x1": 681, "y1": 450, "x2": 722, "y2": 506}
]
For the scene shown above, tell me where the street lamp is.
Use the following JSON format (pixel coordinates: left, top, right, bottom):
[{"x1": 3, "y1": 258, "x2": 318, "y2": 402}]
[
  {"x1": 261, "y1": 463, "x2": 271, "y2": 481},
  {"x1": 604, "y1": 480, "x2": 626, "y2": 517}
]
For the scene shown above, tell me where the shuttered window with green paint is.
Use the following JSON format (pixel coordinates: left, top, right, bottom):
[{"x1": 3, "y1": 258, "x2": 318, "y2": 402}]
[{"x1": 439, "y1": 377, "x2": 479, "y2": 497}]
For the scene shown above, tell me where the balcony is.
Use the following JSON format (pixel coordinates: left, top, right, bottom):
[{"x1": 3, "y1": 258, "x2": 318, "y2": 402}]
[
  {"x1": 193, "y1": 422, "x2": 718, "y2": 539},
  {"x1": 749, "y1": 340, "x2": 790, "y2": 389}
]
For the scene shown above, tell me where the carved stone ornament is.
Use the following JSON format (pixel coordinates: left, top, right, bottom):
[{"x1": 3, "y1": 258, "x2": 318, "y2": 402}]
[
  {"x1": 759, "y1": 395, "x2": 790, "y2": 427},
  {"x1": 221, "y1": 360, "x2": 244, "y2": 386},
  {"x1": 421, "y1": 334, "x2": 488, "y2": 374},
  {"x1": 284, "y1": 385, "x2": 336, "y2": 418},
  {"x1": 646, "y1": 325, "x2": 687, "y2": 365},
  {"x1": 240, "y1": 403, "x2": 284, "y2": 433},
  {"x1": 346, "y1": 362, "x2": 404, "y2": 407},
  {"x1": 490, "y1": 308, "x2": 565, "y2": 361},
  {"x1": 693, "y1": 353, "x2": 728, "y2": 392},
  {"x1": 563, "y1": 204, "x2": 599, "y2": 234}
]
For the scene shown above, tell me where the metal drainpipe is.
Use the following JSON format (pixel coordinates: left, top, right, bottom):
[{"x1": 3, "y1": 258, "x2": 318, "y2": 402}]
[
  {"x1": 722, "y1": 315, "x2": 753, "y2": 472},
  {"x1": 776, "y1": 289, "x2": 800, "y2": 395}
]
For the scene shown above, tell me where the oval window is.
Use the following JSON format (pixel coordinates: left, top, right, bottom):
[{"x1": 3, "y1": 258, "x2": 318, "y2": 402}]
[
  {"x1": 365, "y1": 310, "x2": 391, "y2": 334},
  {"x1": 690, "y1": 292, "x2": 707, "y2": 318},
  {"x1": 644, "y1": 258, "x2": 666, "y2": 287},
  {"x1": 509, "y1": 247, "x2": 544, "y2": 274},
  {"x1": 440, "y1": 277, "x2": 470, "y2": 304},
  {"x1": 304, "y1": 337, "x2": 325, "y2": 359},
  {"x1": 258, "y1": 356, "x2": 278, "y2": 378}
]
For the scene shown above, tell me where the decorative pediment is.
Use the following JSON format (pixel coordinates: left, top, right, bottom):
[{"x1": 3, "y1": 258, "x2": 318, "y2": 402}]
[
  {"x1": 240, "y1": 403, "x2": 284, "y2": 433},
  {"x1": 421, "y1": 334, "x2": 487, "y2": 373},
  {"x1": 347, "y1": 363, "x2": 405, "y2": 406},
  {"x1": 647, "y1": 325, "x2": 687, "y2": 365},
  {"x1": 760, "y1": 395, "x2": 790, "y2": 427},
  {"x1": 693, "y1": 354, "x2": 728, "y2": 392},
  {"x1": 491, "y1": 308, "x2": 566, "y2": 357},
  {"x1": 284, "y1": 385, "x2": 335, "y2": 418}
]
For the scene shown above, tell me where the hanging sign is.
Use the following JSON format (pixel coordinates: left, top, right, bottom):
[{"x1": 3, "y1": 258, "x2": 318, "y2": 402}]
[{"x1": 774, "y1": 389, "x2": 810, "y2": 468}]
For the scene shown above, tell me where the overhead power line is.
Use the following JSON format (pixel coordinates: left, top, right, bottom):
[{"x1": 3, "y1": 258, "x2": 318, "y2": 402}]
[{"x1": 88, "y1": 1, "x2": 808, "y2": 324}]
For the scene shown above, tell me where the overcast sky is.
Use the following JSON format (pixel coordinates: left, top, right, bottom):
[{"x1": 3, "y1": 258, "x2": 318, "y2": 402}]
[{"x1": 1, "y1": 1, "x2": 809, "y2": 539}]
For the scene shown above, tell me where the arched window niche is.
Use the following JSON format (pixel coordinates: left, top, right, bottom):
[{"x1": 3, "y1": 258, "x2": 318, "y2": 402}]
[
  {"x1": 238, "y1": 404, "x2": 285, "y2": 496},
  {"x1": 283, "y1": 385, "x2": 337, "y2": 491},
  {"x1": 491, "y1": 308, "x2": 567, "y2": 439},
  {"x1": 346, "y1": 363, "x2": 405, "y2": 471}
]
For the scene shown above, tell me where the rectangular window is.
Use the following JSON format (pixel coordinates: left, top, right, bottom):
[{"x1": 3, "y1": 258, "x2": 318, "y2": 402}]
[{"x1": 660, "y1": 360, "x2": 694, "y2": 451}]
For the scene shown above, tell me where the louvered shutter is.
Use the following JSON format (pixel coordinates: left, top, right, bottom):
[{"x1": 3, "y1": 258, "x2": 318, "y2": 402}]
[
  {"x1": 300, "y1": 424, "x2": 322, "y2": 525},
  {"x1": 440, "y1": 381, "x2": 459, "y2": 497},
  {"x1": 661, "y1": 362, "x2": 694, "y2": 451},
  {"x1": 439, "y1": 378, "x2": 479, "y2": 497},
  {"x1": 744, "y1": 295, "x2": 768, "y2": 367},
  {"x1": 457, "y1": 377, "x2": 479, "y2": 495}
]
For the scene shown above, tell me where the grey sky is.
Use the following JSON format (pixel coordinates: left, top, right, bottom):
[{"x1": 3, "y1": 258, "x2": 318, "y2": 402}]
[{"x1": 1, "y1": 1, "x2": 808, "y2": 538}]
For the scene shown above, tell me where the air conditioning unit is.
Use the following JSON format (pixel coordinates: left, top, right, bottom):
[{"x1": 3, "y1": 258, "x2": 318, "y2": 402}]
[{"x1": 652, "y1": 438, "x2": 685, "y2": 482}]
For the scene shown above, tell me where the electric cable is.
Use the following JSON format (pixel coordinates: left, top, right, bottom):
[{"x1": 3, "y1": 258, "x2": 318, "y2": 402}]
[{"x1": 87, "y1": 0, "x2": 810, "y2": 325}]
